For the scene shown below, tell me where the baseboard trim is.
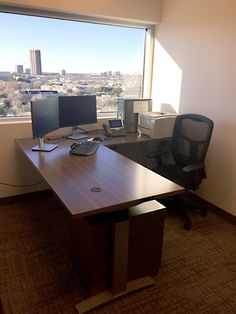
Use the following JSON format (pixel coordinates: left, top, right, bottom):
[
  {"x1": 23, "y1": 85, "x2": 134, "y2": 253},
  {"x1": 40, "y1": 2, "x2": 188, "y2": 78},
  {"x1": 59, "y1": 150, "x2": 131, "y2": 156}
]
[
  {"x1": 186, "y1": 192, "x2": 236, "y2": 226},
  {"x1": 0, "y1": 189, "x2": 53, "y2": 206}
]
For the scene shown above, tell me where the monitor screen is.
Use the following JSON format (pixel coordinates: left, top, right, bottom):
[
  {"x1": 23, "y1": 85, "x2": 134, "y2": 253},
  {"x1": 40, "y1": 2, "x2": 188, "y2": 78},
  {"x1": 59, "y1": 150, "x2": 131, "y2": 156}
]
[
  {"x1": 31, "y1": 98, "x2": 59, "y2": 138},
  {"x1": 59, "y1": 95, "x2": 97, "y2": 128}
]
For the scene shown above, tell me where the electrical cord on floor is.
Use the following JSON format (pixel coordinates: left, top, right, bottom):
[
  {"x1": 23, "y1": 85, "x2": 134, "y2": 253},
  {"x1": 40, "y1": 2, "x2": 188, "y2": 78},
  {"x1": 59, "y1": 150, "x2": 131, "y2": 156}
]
[{"x1": 0, "y1": 180, "x2": 44, "y2": 187}]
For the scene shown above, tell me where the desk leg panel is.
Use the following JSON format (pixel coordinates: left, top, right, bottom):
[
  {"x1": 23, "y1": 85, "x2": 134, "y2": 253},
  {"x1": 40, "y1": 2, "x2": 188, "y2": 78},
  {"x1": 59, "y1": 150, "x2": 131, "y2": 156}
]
[
  {"x1": 128, "y1": 208, "x2": 165, "y2": 279},
  {"x1": 71, "y1": 203, "x2": 165, "y2": 297},
  {"x1": 70, "y1": 214, "x2": 111, "y2": 296}
]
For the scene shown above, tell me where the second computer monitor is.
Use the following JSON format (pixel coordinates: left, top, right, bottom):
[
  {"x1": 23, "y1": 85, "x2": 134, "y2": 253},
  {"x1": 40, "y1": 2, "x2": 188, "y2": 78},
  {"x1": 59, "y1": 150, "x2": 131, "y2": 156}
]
[{"x1": 59, "y1": 95, "x2": 97, "y2": 128}]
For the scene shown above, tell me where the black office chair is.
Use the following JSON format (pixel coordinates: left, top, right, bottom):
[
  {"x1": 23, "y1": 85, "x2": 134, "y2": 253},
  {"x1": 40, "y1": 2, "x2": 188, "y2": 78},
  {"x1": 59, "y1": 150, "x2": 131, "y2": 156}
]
[{"x1": 149, "y1": 113, "x2": 214, "y2": 230}]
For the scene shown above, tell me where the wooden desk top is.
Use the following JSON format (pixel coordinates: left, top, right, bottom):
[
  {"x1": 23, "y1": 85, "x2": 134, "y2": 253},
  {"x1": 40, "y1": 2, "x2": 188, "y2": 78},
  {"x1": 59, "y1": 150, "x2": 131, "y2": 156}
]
[
  {"x1": 16, "y1": 138, "x2": 183, "y2": 219},
  {"x1": 100, "y1": 132, "x2": 157, "y2": 146}
]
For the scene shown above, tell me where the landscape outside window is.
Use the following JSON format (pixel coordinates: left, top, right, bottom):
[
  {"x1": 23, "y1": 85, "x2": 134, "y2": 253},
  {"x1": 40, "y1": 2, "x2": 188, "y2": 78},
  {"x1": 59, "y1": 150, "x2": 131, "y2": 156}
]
[{"x1": 0, "y1": 12, "x2": 145, "y2": 118}]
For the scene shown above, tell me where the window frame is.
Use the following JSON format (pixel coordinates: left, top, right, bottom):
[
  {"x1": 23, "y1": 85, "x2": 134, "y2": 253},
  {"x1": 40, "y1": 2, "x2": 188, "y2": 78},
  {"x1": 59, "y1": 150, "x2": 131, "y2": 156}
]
[{"x1": 0, "y1": 4, "x2": 154, "y2": 123}]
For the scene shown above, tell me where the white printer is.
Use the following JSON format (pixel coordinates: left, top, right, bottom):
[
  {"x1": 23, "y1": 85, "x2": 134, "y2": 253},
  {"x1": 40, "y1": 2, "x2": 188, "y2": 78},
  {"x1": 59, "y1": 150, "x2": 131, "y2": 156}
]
[{"x1": 138, "y1": 112, "x2": 177, "y2": 139}]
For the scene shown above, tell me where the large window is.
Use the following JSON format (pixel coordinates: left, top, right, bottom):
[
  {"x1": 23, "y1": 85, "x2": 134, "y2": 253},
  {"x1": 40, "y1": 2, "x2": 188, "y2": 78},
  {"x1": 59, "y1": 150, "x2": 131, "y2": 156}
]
[{"x1": 0, "y1": 11, "x2": 146, "y2": 118}]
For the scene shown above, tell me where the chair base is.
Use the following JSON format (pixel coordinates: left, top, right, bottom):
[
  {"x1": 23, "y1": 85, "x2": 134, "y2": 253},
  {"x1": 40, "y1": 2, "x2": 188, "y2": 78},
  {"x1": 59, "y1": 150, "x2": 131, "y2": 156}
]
[
  {"x1": 160, "y1": 195, "x2": 208, "y2": 230},
  {"x1": 177, "y1": 207, "x2": 192, "y2": 230}
]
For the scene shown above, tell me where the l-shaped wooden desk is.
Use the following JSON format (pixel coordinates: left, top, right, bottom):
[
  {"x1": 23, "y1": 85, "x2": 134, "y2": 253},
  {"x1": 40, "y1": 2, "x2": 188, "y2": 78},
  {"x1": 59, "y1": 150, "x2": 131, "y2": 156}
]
[{"x1": 16, "y1": 133, "x2": 184, "y2": 313}]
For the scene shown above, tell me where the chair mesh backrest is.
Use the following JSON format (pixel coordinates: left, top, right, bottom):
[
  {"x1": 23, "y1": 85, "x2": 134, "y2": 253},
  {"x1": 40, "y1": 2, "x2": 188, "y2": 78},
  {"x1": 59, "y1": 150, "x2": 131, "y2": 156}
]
[{"x1": 172, "y1": 114, "x2": 214, "y2": 166}]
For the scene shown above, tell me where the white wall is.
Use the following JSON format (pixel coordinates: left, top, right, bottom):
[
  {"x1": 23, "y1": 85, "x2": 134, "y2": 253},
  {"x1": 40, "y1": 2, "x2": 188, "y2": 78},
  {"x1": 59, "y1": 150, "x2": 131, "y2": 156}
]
[
  {"x1": 152, "y1": 0, "x2": 236, "y2": 215},
  {"x1": 0, "y1": 121, "x2": 49, "y2": 197}
]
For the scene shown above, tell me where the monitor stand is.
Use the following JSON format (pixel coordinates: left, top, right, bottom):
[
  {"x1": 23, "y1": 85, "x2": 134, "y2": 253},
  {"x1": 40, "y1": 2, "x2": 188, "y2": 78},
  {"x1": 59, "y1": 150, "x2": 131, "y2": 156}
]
[
  {"x1": 66, "y1": 126, "x2": 89, "y2": 140},
  {"x1": 32, "y1": 137, "x2": 58, "y2": 152}
]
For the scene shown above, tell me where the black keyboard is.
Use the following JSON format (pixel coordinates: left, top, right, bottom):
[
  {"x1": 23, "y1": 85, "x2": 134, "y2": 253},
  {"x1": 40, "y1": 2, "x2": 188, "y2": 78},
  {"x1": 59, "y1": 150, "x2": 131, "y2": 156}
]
[{"x1": 70, "y1": 141, "x2": 100, "y2": 156}]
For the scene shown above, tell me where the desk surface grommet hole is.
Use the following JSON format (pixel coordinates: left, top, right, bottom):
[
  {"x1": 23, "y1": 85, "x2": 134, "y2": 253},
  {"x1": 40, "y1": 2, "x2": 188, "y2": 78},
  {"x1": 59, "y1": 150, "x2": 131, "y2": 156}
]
[{"x1": 90, "y1": 187, "x2": 102, "y2": 192}]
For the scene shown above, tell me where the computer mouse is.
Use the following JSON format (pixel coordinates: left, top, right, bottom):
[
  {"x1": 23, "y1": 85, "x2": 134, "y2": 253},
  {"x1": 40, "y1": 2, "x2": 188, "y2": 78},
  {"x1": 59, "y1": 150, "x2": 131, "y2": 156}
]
[{"x1": 93, "y1": 137, "x2": 103, "y2": 142}]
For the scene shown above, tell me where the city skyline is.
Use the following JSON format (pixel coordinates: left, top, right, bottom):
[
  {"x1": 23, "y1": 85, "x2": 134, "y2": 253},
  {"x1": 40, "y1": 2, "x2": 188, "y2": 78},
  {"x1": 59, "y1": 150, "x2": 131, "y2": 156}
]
[
  {"x1": 12, "y1": 51, "x2": 123, "y2": 75},
  {"x1": 0, "y1": 12, "x2": 145, "y2": 74}
]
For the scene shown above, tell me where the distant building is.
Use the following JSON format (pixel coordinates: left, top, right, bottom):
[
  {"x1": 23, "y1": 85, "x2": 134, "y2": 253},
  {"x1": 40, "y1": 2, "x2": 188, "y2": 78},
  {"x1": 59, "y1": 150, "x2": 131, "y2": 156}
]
[
  {"x1": 61, "y1": 69, "x2": 66, "y2": 75},
  {"x1": 0, "y1": 72, "x2": 12, "y2": 79},
  {"x1": 16, "y1": 65, "x2": 24, "y2": 74},
  {"x1": 30, "y1": 49, "x2": 42, "y2": 75},
  {"x1": 100, "y1": 71, "x2": 113, "y2": 76},
  {"x1": 25, "y1": 68, "x2": 30, "y2": 74}
]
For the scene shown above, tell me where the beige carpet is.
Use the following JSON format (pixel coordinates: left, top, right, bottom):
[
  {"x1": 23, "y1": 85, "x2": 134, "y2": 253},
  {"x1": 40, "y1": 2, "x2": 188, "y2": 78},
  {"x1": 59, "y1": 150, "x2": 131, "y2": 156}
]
[{"x1": 0, "y1": 194, "x2": 236, "y2": 313}]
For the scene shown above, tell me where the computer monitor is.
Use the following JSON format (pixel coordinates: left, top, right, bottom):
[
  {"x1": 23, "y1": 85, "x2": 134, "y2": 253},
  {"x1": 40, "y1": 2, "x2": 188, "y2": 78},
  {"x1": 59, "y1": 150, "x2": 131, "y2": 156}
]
[
  {"x1": 31, "y1": 98, "x2": 59, "y2": 151},
  {"x1": 58, "y1": 95, "x2": 97, "y2": 139}
]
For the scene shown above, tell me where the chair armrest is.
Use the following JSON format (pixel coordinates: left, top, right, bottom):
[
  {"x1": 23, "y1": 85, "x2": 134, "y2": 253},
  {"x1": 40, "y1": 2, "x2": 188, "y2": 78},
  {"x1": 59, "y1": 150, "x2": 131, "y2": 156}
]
[
  {"x1": 147, "y1": 150, "x2": 167, "y2": 159},
  {"x1": 182, "y1": 163, "x2": 204, "y2": 173},
  {"x1": 183, "y1": 163, "x2": 207, "y2": 184}
]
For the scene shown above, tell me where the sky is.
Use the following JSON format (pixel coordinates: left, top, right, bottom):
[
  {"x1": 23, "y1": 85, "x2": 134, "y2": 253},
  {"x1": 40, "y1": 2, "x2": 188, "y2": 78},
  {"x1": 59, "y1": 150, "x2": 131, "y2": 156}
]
[{"x1": 0, "y1": 12, "x2": 145, "y2": 74}]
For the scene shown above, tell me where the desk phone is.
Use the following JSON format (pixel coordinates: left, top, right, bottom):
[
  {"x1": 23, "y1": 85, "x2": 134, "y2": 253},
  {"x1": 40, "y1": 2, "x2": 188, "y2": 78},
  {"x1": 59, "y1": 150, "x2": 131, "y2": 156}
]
[{"x1": 103, "y1": 119, "x2": 127, "y2": 137}]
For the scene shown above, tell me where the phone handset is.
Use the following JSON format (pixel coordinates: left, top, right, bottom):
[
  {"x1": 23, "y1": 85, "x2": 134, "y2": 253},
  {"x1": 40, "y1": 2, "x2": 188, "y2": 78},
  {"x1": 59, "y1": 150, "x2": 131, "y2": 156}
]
[{"x1": 102, "y1": 123, "x2": 112, "y2": 137}]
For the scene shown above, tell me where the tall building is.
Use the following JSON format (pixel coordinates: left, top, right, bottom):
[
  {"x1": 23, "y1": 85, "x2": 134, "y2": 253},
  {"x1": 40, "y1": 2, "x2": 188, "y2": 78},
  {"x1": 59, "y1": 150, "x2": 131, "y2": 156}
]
[
  {"x1": 16, "y1": 65, "x2": 24, "y2": 74},
  {"x1": 30, "y1": 49, "x2": 42, "y2": 75}
]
